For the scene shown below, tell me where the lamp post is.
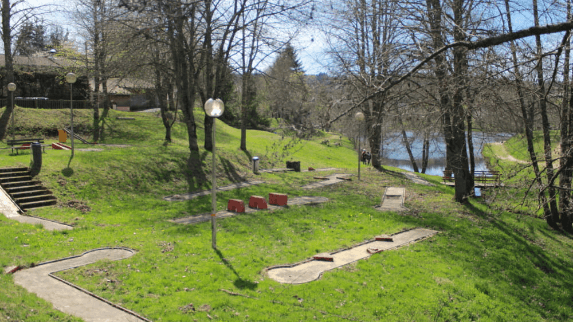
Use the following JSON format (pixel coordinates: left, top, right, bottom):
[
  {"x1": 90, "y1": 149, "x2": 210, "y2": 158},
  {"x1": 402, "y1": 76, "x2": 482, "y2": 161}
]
[
  {"x1": 66, "y1": 73, "x2": 77, "y2": 157},
  {"x1": 355, "y1": 112, "x2": 365, "y2": 181},
  {"x1": 204, "y1": 98, "x2": 224, "y2": 249},
  {"x1": 7, "y1": 82, "x2": 16, "y2": 141}
]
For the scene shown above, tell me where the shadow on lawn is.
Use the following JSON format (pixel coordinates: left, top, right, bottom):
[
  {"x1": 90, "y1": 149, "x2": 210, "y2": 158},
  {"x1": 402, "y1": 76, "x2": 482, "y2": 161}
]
[
  {"x1": 186, "y1": 152, "x2": 208, "y2": 191},
  {"x1": 220, "y1": 157, "x2": 246, "y2": 183},
  {"x1": 215, "y1": 248, "x2": 258, "y2": 290}
]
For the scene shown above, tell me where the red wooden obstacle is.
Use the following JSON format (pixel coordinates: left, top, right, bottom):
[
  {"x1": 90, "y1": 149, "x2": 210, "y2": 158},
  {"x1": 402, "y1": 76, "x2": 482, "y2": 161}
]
[
  {"x1": 375, "y1": 235, "x2": 393, "y2": 242},
  {"x1": 227, "y1": 199, "x2": 245, "y2": 213},
  {"x1": 269, "y1": 193, "x2": 288, "y2": 206},
  {"x1": 249, "y1": 195, "x2": 268, "y2": 209},
  {"x1": 52, "y1": 142, "x2": 71, "y2": 150},
  {"x1": 313, "y1": 253, "x2": 334, "y2": 261}
]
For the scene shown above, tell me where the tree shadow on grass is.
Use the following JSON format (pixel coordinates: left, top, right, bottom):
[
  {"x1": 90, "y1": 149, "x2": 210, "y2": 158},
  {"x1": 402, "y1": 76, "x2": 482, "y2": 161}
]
[
  {"x1": 374, "y1": 166, "x2": 408, "y2": 178},
  {"x1": 215, "y1": 248, "x2": 258, "y2": 290},
  {"x1": 464, "y1": 202, "x2": 573, "y2": 285},
  {"x1": 62, "y1": 167, "x2": 74, "y2": 177},
  {"x1": 219, "y1": 157, "x2": 246, "y2": 183},
  {"x1": 186, "y1": 152, "x2": 208, "y2": 192}
]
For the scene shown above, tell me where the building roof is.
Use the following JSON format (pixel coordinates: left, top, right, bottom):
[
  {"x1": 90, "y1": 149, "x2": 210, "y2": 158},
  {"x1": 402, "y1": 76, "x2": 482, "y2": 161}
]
[{"x1": 90, "y1": 78, "x2": 154, "y2": 95}]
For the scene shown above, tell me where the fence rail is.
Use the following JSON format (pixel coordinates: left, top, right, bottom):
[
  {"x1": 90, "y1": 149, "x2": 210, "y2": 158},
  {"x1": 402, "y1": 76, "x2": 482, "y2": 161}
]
[{"x1": 0, "y1": 99, "x2": 92, "y2": 110}]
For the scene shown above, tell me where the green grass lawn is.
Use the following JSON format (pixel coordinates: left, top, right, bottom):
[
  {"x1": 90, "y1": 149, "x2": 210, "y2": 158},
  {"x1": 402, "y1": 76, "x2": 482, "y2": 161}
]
[{"x1": 1, "y1": 108, "x2": 573, "y2": 321}]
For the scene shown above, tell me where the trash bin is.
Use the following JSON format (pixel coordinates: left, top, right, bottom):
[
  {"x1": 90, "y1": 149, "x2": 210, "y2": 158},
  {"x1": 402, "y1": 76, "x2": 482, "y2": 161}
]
[
  {"x1": 252, "y1": 156, "x2": 260, "y2": 174},
  {"x1": 286, "y1": 161, "x2": 301, "y2": 172},
  {"x1": 58, "y1": 129, "x2": 67, "y2": 143},
  {"x1": 30, "y1": 142, "x2": 42, "y2": 177}
]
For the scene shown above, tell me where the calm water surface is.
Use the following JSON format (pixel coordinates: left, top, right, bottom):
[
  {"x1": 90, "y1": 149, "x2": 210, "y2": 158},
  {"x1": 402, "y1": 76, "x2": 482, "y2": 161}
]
[{"x1": 380, "y1": 132, "x2": 514, "y2": 176}]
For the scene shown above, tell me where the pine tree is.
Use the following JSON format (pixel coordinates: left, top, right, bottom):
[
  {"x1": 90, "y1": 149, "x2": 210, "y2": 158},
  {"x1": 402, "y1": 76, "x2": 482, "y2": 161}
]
[
  {"x1": 267, "y1": 43, "x2": 308, "y2": 131},
  {"x1": 15, "y1": 21, "x2": 46, "y2": 56}
]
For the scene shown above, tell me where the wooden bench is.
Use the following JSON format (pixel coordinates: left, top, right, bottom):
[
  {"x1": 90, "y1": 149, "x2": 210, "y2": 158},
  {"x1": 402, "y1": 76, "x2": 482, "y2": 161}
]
[
  {"x1": 442, "y1": 170, "x2": 501, "y2": 185},
  {"x1": 473, "y1": 171, "x2": 501, "y2": 185},
  {"x1": 7, "y1": 138, "x2": 46, "y2": 155}
]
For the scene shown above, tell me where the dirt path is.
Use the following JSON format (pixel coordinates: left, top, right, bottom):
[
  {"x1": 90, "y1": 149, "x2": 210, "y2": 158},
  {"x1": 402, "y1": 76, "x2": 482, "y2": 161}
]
[{"x1": 489, "y1": 142, "x2": 529, "y2": 164}]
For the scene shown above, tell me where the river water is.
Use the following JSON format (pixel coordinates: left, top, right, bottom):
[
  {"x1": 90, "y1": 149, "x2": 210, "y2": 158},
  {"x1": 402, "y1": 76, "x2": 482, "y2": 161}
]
[{"x1": 379, "y1": 132, "x2": 513, "y2": 176}]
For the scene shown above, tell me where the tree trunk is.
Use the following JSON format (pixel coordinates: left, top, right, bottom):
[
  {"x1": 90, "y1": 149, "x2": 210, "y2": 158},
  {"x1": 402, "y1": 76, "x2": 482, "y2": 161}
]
[
  {"x1": 240, "y1": 72, "x2": 250, "y2": 151},
  {"x1": 450, "y1": 0, "x2": 472, "y2": 201},
  {"x1": 168, "y1": 11, "x2": 199, "y2": 153},
  {"x1": 367, "y1": 98, "x2": 383, "y2": 168},
  {"x1": 421, "y1": 131, "x2": 430, "y2": 174},
  {"x1": 398, "y1": 115, "x2": 419, "y2": 172},
  {"x1": 155, "y1": 57, "x2": 172, "y2": 142},
  {"x1": 504, "y1": 0, "x2": 553, "y2": 226},
  {"x1": 533, "y1": 0, "x2": 560, "y2": 224},
  {"x1": 559, "y1": 0, "x2": 573, "y2": 231},
  {"x1": 426, "y1": 0, "x2": 452, "y2": 174},
  {"x1": 0, "y1": 0, "x2": 15, "y2": 140}
]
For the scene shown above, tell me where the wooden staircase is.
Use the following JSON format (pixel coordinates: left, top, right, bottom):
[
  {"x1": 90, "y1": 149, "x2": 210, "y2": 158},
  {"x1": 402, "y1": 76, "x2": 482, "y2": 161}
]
[{"x1": 0, "y1": 167, "x2": 57, "y2": 210}]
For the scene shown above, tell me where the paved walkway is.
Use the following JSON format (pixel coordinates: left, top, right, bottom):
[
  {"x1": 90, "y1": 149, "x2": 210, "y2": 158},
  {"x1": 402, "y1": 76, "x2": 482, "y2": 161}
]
[
  {"x1": 164, "y1": 180, "x2": 265, "y2": 201},
  {"x1": 374, "y1": 187, "x2": 407, "y2": 212},
  {"x1": 0, "y1": 186, "x2": 72, "y2": 231},
  {"x1": 301, "y1": 173, "x2": 353, "y2": 189},
  {"x1": 259, "y1": 167, "x2": 338, "y2": 173},
  {"x1": 13, "y1": 248, "x2": 147, "y2": 322},
  {"x1": 403, "y1": 172, "x2": 434, "y2": 186},
  {"x1": 267, "y1": 228, "x2": 438, "y2": 284},
  {"x1": 170, "y1": 196, "x2": 329, "y2": 225}
]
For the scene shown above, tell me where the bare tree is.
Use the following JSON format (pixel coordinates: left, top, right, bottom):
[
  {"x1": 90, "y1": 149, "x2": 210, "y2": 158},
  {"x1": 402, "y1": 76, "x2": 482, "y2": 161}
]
[
  {"x1": 322, "y1": 0, "x2": 405, "y2": 168},
  {"x1": 0, "y1": 0, "x2": 40, "y2": 139}
]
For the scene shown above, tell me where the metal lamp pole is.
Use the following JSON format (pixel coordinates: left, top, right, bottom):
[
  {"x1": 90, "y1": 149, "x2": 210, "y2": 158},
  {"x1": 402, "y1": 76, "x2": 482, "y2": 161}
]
[
  {"x1": 7, "y1": 83, "x2": 16, "y2": 141},
  {"x1": 355, "y1": 112, "x2": 365, "y2": 181},
  {"x1": 66, "y1": 73, "x2": 77, "y2": 157},
  {"x1": 204, "y1": 98, "x2": 225, "y2": 249}
]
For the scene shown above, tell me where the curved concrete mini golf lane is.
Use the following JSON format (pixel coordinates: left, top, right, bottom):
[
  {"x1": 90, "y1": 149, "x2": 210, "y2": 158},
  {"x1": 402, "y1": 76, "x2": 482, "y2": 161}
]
[
  {"x1": 267, "y1": 228, "x2": 438, "y2": 284},
  {"x1": 13, "y1": 248, "x2": 146, "y2": 322}
]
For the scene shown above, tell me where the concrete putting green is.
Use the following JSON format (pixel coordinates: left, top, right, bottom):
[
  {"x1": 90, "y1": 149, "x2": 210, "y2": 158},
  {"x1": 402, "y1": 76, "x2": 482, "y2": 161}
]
[
  {"x1": 13, "y1": 248, "x2": 147, "y2": 322},
  {"x1": 374, "y1": 187, "x2": 408, "y2": 212},
  {"x1": 266, "y1": 228, "x2": 438, "y2": 284}
]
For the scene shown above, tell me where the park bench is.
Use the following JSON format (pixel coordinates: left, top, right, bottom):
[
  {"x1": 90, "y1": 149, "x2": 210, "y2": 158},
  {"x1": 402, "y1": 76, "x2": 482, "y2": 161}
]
[
  {"x1": 442, "y1": 170, "x2": 501, "y2": 186},
  {"x1": 7, "y1": 138, "x2": 46, "y2": 155},
  {"x1": 473, "y1": 170, "x2": 501, "y2": 186}
]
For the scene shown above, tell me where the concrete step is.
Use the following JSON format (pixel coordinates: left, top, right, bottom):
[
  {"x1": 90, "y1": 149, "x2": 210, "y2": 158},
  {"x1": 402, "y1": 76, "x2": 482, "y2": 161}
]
[
  {"x1": 11, "y1": 189, "x2": 52, "y2": 198},
  {"x1": 0, "y1": 170, "x2": 30, "y2": 178},
  {"x1": 2, "y1": 180, "x2": 41, "y2": 188},
  {"x1": 5, "y1": 183, "x2": 43, "y2": 193},
  {"x1": 0, "y1": 167, "x2": 28, "y2": 174},
  {"x1": 19, "y1": 198, "x2": 57, "y2": 210},
  {"x1": 0, "y1": 175, "x2": 33, "y2": 184},
  {"x1": 15, "y1": 194, "x2": 56, "y2": 205}
]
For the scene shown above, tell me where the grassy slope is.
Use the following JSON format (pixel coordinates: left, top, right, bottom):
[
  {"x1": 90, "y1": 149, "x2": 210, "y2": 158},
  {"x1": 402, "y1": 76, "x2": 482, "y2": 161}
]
[
  {"x1": 482, "y1": 131, "x2": 564, "y2": 216},
  {"x1": 0, "y1": 108, "x2": 572, "y2": 321}
]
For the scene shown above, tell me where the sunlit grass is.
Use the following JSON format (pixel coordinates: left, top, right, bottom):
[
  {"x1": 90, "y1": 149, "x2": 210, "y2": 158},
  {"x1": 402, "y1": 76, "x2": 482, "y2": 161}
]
[{"x1": 1, "y1": 109, "x2": 573, "y2": 320}]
